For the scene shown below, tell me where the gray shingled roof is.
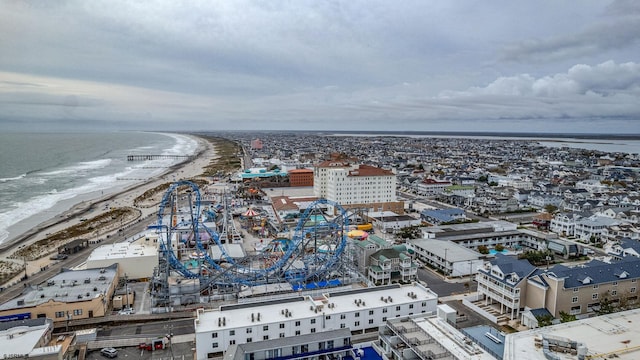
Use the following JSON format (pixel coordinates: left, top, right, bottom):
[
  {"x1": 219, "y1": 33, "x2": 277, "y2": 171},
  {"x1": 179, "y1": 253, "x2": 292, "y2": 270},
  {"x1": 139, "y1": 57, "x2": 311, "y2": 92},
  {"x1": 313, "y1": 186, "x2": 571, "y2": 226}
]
[{"x1": 547, "y1": 256, "x2": 640, "y2": 288}]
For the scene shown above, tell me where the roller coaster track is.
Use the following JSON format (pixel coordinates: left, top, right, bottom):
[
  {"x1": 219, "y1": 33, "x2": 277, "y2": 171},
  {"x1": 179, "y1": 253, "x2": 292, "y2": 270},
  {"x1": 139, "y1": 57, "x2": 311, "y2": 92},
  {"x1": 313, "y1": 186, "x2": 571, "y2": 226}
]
[{"x1": 156, "y1": 181, "x2": 349, "y2": 287}]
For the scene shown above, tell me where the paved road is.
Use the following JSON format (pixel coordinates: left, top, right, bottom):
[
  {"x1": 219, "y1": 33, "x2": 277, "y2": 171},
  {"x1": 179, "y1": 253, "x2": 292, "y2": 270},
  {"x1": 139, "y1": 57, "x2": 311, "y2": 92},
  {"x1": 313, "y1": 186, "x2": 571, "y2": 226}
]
[{"x1": 416, "y1": 267, "x2": 476, "y2": 297}]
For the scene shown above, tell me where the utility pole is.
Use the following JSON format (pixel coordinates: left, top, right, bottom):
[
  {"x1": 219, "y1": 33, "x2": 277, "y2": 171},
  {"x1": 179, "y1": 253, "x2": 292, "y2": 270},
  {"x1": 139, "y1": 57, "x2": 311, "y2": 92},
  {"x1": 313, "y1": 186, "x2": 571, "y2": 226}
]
[{"x1": 443, "y1": 248, "x2": 448, "y2": 278}]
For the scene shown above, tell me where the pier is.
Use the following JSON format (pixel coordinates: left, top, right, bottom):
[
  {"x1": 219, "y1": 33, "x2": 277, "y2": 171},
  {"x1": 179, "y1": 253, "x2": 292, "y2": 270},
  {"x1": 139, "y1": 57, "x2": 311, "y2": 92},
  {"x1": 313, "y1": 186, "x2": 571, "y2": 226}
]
[{"x1": 127, "y1": 154, "x2": 194, "y2": 161}]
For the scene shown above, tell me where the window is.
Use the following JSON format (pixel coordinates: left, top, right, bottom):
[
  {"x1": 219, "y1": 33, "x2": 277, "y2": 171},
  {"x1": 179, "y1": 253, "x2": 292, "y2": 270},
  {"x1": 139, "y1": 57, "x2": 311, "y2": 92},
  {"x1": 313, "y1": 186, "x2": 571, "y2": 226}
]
[
  {"x1": 55, "y1": 311, "x2": 65, "y2": 318},
  {"x1": 340, "y1": 323, "x2": 345, "y2": 329},
  {"x1": 355, "y1": 312, "x2": 360, "y2": 317},
  {"x1": 572, "y1": 297, "x2": 578, "y2": 303},
  {"x1": 612, "y1": 281, "x2": 618, "y2": 286},
  {"x1": 295, "y1": 321, "x2": 301, "y2": 326},
  {"x1": 340, "y1": 314, "x2": 346, "y2": 319},
  {"x1": 311, "y1": 328, "x2": 316, "y2": 333},
  {"x1": 592, "y1": 293, "x2": 598, "y2": 300},
  {"x1": 212, "y1": 342, "x2": 218, "y2": 348},
  {"x1": 279, "y1": 333, "x2": 285, "y2": 338},
  {"x1": 573, "y1": 288, "x2": 579, "y2": 292},
  {"x1": 382, "y1": 317, "x2": 387, "y2": 322},
  {"x1": 311, "y1": 319, "x2": 316, "y2": 324},
  {"x1": 229, "y1": 340, "x2": 236, "y2": 345},
  {"x1": 327, "y1": 340, "x2": 334, "y2": 349},
  {"x1": 247, "y1": 338, "x2": 252, "y2": 343},
  {"x1": 73, "y1": 309, "x2": 82, "y2": 316},
  {"x1": 369, "y1": 319, "x2": 374, "y2": 324},
  {"x1": 409, "y1": 304, "x2": 414, "y2": 309},
  {"x1": 246, "y1": 328, "x2": 252, "y2": 334},
  {"x1": 230, "y1": 330, "x2": 235, "y2": 336},
  {"x1": 279, "y1": 324, "x2": 285, "y2": 329},
  {"x1": 382, "y1": 308, "x2": 388, "y2": 313},
  {"x1": 395, "y1": 306, "x2": 401, "y2": 311},
  {"x1": 354, "y1": 321, "x2": 360, "y2": 327},
  {"x1": 632, "y1": 287, "x2": 637, "y2": 293},
  {"x1": 421, "y1": 301, "x2": 427, "y2": 307},
  {"x1": 263, "y1": 335, "x2": 269, "y2": 340},
  {"x1": 295, "y1": 330, "x2": 301, "y2": 336},
  {"x1": 212, "y1": 333, "x2": 218, "y2": 338},
  {"x1": 570, "y1": 305, "x2": 581, "y2": 315},
  {"x1": 633, "y1": 279, "x2": 637, "y2": 283},
  {"x1": 325, "y1": 315, "x2": 331, "y2": 320},
  {"x1": 612, "y1": 290, "x2": 617, "y2": 296},
  {"x1": 593, "y1": 284, "x2": 599, "y2": 289},
  {"x1": 263, "y1": 325, "x2": 269, "y2": 331}
]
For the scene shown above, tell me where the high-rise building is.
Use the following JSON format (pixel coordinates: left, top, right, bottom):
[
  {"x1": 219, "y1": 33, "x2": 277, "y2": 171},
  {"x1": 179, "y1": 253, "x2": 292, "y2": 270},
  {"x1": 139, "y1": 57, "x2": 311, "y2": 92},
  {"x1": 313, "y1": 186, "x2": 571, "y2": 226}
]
[{"x1": 314, "y1": 161, "x2": 401, "y2": 213}]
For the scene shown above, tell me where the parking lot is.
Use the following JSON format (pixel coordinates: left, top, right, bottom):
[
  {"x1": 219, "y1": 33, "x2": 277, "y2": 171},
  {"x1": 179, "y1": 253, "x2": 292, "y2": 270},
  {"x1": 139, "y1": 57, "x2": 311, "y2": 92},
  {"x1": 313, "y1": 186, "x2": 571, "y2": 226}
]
[{"x1": 85, "y1": 342, "x2": 195, "y2": 360}]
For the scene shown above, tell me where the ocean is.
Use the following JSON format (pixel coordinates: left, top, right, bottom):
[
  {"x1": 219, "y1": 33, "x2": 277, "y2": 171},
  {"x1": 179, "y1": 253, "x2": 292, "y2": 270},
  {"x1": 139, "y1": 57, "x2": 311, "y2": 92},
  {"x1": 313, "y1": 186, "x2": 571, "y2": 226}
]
[{"x1": 0, "y1": 132, "x2": 199, "y2": 245}]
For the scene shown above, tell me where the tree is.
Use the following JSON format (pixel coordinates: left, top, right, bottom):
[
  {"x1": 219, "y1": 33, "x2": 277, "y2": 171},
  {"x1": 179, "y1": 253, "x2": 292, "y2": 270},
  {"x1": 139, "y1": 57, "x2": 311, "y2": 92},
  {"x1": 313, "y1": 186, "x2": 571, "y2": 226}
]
[
  {"x1": 495, "y1": 244, "x2": 505, "y2": 252},
  {"x1": 535, "y1": 314, "x2": 554, "y2": 327},
  {"x1": 559, "y1": 311, "x2": 576, "y2": 323},
  {"x1": 544, "y1": 204, "x2": 558, "y2": 214},
  {"x1": 478, "y1": 245, "x2": 490, "y2": 255},
  {"x1": 595, "y1": 291, "x2": 616, "y2": 315}
]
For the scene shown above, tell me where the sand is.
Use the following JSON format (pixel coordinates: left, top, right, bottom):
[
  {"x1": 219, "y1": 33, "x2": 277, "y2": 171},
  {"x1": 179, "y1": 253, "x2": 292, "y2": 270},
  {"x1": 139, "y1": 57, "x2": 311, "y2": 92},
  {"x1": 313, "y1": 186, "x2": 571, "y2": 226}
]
[{"x1": 0, "y1": 134, "x2": 219, "y2": 286}]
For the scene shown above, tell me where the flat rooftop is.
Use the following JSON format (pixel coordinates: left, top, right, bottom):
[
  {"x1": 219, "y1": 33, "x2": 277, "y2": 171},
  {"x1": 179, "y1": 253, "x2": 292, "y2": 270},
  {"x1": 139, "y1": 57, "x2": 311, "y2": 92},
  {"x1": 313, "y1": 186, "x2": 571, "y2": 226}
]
[
  {"x1": 388, "y1": 315, "x2": 496, "y2": 360},
  {"x1": 504, "y1": 308, "x2": 640, "y2": 360},
  {"x1": 87, "y1": 242, "x2": 157, "y2": 261},
  {"x1": 195, "y1": 283, "x2": 438, "y2": 333},
  {"x1": 0, "y1": 264, "x2": 118, "y2": 311}
]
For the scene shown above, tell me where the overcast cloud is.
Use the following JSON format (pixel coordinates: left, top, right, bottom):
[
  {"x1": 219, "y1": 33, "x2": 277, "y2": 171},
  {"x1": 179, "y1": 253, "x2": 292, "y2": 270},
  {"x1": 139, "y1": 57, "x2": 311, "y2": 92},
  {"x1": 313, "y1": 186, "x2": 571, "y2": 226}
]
[{"x1": 0, "y1": 0, "x2": 639, "y2": 133}]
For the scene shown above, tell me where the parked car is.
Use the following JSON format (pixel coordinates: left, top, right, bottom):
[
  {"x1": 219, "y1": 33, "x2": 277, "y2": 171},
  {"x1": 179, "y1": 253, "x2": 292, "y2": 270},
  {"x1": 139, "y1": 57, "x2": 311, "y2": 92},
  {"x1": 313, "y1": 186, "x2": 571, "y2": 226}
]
[
  {"x1": 100, "y1": 348, "x2": 118, "y2": 358},
  {"x1": 49, "y1": 253, "x2": 68, "y2": 260},
  {"x1": 118, "y1": 308, "x2": 135, "y2": 315}
]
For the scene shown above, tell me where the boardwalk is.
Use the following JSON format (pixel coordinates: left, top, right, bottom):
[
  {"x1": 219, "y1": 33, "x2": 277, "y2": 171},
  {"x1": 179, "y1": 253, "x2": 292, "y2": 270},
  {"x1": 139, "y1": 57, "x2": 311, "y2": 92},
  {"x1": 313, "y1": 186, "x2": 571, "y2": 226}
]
[{"x1": 126, "y1": 154, "x2": 193, "y2": 161}]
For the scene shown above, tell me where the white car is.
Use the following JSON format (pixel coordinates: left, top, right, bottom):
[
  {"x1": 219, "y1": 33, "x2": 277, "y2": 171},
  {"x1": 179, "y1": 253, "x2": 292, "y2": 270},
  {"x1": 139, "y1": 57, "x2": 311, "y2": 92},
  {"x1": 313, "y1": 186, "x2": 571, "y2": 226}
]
[
  {"x1": 100, "y1": 348, "x2": 118, "y2": 358},
  {"x1": 118, "y1": 308, "x2": 135, "y2": 315}
]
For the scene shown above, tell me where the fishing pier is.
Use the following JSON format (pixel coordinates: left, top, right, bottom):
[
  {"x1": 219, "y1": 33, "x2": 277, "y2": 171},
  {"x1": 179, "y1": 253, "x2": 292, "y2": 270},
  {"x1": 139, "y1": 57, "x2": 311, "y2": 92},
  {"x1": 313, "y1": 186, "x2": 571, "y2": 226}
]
[{"x1": 127, "y1": 154, "x2": 194, "y2": 161}]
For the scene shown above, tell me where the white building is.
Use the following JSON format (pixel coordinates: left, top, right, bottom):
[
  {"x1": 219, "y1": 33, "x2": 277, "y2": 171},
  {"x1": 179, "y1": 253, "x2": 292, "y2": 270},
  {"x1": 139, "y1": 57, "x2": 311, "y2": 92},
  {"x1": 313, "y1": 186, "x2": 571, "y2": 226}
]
[
  {"x1": 0, "y1": 318, "x2": 58, "y2": 359},
  {"x1": 194, "y1": 283, "x2": 438, "y2": 359},
  {"x1": 408, "y1": 239, "x2": 483, "y2": 277},
  {"x1": 86, "y1": 240, "x2": 158, "y2": 279},
  {"x1": 314, "y1": 162, "x2": 396, "y2": 209}
]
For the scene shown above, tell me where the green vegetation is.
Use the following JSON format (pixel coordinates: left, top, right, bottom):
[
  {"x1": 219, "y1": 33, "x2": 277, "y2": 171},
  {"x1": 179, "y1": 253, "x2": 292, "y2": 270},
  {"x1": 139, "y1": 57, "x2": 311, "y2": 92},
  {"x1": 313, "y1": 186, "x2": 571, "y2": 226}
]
[
  {"x1": 535, "y1": 314, "x2": 555, "y2": 327},
  {"x1": 518, "y1": 250, "x2": 553, "y2": 266},
  {"x1": 11, "y1": 207, "x2": 137, "y2": 261},
  {"x1": 477, "y1": 245, "x2": 490, "y2": 255},
  {"x1": 559, "y1": 311, "x2": 576, "y2": 323},
  {"x1": 199, "y1": 136, "x2": 242, "y2": 177}
]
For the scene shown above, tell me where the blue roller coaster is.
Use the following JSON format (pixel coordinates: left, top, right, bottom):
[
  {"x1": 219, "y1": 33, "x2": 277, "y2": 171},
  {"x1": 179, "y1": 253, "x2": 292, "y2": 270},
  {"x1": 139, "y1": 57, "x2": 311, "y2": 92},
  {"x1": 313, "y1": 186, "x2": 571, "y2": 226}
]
[{"x1": 155, "y1": 181, "x2": 350, "y2": 290}]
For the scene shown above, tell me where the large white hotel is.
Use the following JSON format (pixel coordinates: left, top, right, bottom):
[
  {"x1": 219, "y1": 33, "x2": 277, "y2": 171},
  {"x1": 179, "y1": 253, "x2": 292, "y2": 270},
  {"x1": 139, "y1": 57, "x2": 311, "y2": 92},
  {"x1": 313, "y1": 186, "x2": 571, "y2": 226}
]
[{"x1": 194, "y1": 283, "x2": 438, "y2": 359}]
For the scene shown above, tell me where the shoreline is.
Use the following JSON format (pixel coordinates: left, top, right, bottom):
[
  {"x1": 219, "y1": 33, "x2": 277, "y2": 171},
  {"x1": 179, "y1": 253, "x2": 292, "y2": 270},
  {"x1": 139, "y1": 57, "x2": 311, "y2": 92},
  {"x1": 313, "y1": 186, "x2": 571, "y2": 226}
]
[{"x1": 0, "y1": 134, "x2": 213, "y2": 259}]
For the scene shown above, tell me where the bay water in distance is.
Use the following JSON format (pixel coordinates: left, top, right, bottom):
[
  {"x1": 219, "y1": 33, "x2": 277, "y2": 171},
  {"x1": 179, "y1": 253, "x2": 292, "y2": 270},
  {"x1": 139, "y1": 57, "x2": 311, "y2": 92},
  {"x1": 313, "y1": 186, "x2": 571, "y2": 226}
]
[{"x1": 0, "y1": 132, "x2": 199, "y2": 245}]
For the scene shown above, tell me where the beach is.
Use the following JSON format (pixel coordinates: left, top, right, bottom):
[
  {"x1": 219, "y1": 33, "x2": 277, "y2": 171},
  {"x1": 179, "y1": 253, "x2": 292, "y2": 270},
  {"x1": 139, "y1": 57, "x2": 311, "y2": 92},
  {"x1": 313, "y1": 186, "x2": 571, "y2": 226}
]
[{"x1": 0, "y1": 134, "x2": 218, "y2": 285}]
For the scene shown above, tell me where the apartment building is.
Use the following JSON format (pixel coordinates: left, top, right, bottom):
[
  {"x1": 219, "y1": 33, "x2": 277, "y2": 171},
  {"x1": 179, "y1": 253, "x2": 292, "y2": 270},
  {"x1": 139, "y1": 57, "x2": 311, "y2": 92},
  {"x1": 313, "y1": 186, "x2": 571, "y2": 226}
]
[
  {"x1": 224, "y1": 328, "x2": 353, "y2": 360},
  {"x1": 477, "y1": 254, "x2": 640, "y2": 322},
  {"x1": 525, "y1": 257, "x2": 640, "y2": 318},
  {"x1": 314, "y1": 162, "x2": 400, "y2": 213},
  {"x1": 194, "y1": 283, "x2": 438, "y2": 359},
  {"x1": 476, "y1": 254, "x2": 537, "y2": 320}
]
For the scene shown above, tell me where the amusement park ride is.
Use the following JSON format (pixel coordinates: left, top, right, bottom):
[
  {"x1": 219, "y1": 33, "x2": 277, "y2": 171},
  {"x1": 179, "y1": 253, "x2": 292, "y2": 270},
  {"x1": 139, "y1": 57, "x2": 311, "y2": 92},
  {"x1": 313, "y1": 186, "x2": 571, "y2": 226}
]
[{"x1": 150, "y1": 181, "x2": 364, "y2": 309}]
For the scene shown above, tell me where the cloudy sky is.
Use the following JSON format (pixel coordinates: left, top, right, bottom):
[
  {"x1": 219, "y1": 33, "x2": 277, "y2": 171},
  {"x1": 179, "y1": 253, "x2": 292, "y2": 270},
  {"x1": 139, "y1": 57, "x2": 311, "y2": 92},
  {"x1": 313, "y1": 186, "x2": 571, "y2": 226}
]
[{"x1": 1, "y1": 1, "x2": 639, "y2": 133}]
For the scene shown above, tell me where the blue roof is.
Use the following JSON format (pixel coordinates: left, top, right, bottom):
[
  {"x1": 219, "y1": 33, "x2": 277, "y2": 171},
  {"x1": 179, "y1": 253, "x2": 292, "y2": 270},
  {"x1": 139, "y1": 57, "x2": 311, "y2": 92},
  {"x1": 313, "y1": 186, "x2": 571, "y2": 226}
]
[
  {"x1": 547, "y1": 256, "x2": 640, "y2": 288},
  {"x1": 620, "y1": 238, "x2": 640, "y2": 254},
  {"x1": 484, "y1": 254, "x2": 536, "y2": 286},
  {"x1": 420, "y1": 208, "x2": 465, "y2": 222}
]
